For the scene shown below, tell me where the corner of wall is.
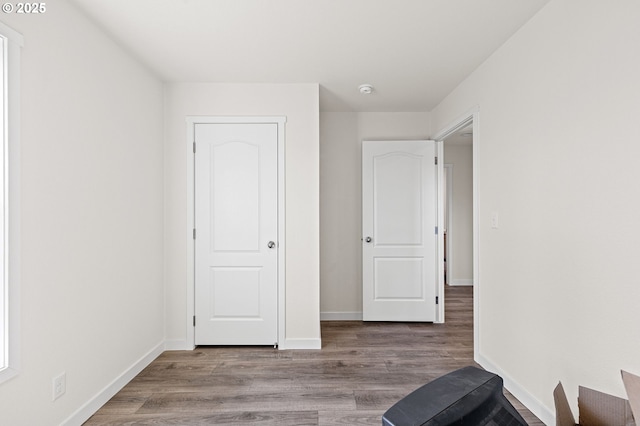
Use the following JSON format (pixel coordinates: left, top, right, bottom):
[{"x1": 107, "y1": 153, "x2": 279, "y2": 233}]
[{"x1": 476, "y1": 353, "x2": 555, "y2": 425}]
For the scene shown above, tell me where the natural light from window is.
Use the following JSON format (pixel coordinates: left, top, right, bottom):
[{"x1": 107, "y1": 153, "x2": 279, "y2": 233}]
[
  {"x1": 0, "y1": 21, "x2": 22, "y2": 384},
  {"x1": 0, "y1": 34, "x2": 7, "y2": 372},
  {"x1": 0, "y1": 34, "x2": 9, "y2": 369}
]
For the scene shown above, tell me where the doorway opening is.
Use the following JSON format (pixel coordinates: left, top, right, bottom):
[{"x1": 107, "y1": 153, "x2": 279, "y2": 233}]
[
  {"x1": 442, "y1": 126, "x2": 473, "y2": 288},
  {"x1": 434, "y1": 108, "x2": 479, "y2": 357}
]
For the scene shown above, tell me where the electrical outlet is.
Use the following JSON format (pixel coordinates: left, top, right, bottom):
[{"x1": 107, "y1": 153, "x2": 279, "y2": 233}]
[{"x1": 52, "y1": 372, "x2": 66, "y2": 401}]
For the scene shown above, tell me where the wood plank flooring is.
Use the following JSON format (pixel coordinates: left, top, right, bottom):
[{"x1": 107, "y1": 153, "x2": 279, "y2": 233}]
[{"x1": 85, "y1": 286, "x2": 543, "y2": 425}]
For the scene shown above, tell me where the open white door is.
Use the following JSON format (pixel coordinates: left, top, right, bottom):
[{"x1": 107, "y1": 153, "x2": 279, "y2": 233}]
[
  {"x1": 194, "y1": 122, "x2": 279, "y2": 345},
  {"x1": 362, "y1": 140, "x2": 438, "y2": 322}
]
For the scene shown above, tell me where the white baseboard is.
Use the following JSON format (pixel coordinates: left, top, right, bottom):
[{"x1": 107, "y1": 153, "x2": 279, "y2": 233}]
[
  {"x1": 320, "y1": 311, "x2": 363, "y2": 321},
  {"x1": 279, "y1": 337, "x2": 322, "y2": 350},
  {"x1": 476, "y1": 353, "x2": 554, "y2": 425},
  {"x1": 61, "y1": 341, "x2": 164, "y2": 426},
  {"x1": 449, "y1": 279, "x2": 474, "y2": 286}
]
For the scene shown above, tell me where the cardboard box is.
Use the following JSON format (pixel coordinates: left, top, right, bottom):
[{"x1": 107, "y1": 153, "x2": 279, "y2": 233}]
[{"x1": 554, "y1": 370, "x2": 640, "y2": 426}]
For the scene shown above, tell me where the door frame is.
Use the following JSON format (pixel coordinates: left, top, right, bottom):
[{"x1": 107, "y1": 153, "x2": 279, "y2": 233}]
[
  {"x1": 436, "y1": 141, "x2": 444, "y2": 323},
  {"x1": 433, "y1": 106, "x2": 479, "y2": 358},
  {"x1": 185, "y1": 116, "x2": 286, "y2": 350}
]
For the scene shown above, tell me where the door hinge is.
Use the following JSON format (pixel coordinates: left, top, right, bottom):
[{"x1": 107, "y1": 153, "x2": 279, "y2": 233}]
[
  {"x1": 193, "y1": 142, "x2": 196, "y2": 153},
  {"x1": 193, "y1": 315, "x2": 196, "y2": 327},
  {"x1": 435, "y1": 156, "x2": 438, "y2": 165},
  {"x1": 436, "y1": 296, "x2": 439, "y2": 305},
  {"x1": 435, "y1": 226, "x2": 438, "y2": 235},
  {"x1": 193, "y1": 228, "x2": 196, "y2": 239}
]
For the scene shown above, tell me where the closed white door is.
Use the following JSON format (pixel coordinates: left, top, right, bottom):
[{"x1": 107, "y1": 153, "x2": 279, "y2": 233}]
[
  {"x1": 194, "y1": 123, "x2": 278, "y2": 345},
  {"x1": 362, "y1": 140, "x2": 437, "y2": 322}
]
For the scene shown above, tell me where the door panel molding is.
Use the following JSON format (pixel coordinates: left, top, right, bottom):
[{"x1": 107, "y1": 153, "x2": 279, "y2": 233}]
[{"x1": 186, "y1": 116, "x2": 286, "y2": 350}]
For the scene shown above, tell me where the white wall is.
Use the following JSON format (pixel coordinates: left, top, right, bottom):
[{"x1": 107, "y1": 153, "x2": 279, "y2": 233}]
[
  {"x1": 443, "y1": 144, "x2": 473, "y2": 285},
  {"x1": 320, "y1": 112, "x2": 430, "y2": 317},
  {"x1": 0, "y1": 3, "x2": 165, "y2": 425},
  {"x1": 163, "y1": 83, "x2": 320, "y2": 347},
  {"x1": 432, "y1": 0, "x2": 640, "y2": 422}
]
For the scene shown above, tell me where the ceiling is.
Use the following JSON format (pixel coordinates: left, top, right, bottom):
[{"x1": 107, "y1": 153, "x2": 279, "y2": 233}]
[{"x1": 71, "y1": 0, "x2": 551, "y2": 112}]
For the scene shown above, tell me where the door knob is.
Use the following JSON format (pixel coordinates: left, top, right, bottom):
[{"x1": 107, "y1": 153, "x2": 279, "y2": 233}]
[
  {"x1": 268, "y1": 241, "x2": 276, "y2": 249},
  {"x1": 365, "y1": 236, "x2": 372, "y2": 243}
]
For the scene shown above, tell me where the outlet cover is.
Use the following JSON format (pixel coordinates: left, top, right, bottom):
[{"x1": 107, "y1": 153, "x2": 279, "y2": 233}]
[{"x1": 52, "y1": 372, "x2": 66, "y2": 401}]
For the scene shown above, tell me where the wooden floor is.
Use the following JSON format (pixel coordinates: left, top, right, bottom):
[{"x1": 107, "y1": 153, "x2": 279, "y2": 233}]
[{"x1": 85, "y1": 286, "x2": 543, "y2": 425}]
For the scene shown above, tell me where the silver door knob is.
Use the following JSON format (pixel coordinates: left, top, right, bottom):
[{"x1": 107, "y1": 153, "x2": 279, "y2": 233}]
[
  {"x1": 268, "y1": 241, "x2": 276, "y2": 249},
  {"x1": 365, "y1": 236, "x2": 372, "y2": 243}
]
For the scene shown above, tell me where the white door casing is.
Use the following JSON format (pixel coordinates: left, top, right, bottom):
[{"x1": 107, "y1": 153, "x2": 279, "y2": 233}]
[
  {"x1": 362, "y1": 140, "x2": 438, "y2": 322},
  {"x1": 433, "y1": 107, "x2": 479, "y2": 351},
  {"x1": 193, "y1": 121, "x2": 281, "y2": 345}
]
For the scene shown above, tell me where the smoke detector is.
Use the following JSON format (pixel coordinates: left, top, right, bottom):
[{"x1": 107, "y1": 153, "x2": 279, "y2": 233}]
[{"x1": 359, "y1": 84, "x2": 374, "y2": 94}]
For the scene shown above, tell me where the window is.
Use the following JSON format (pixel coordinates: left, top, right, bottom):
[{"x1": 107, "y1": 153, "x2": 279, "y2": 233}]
[
  {"x1": 0, "y1": 21, "x2": 22, "y2": 384},
  {"x1": 0, "y1": 34, "x2": 5, "y2": 372}
]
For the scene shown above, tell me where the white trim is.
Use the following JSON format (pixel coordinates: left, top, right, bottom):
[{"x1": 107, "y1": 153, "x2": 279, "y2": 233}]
[
  {"x1": 186, "y1": 122, "x2": 196, "y2": 350},
  {"x1": 449, "y1": 279, "x2": 473, "y2": 286},
  {"x1": 61, "y1": 341, "x2": 164, "y2": 426},
  {"x1": 433, "y1": 106, "x2": 478, "y2": 142},
  {"x1": 435, "y1": 141, "x2": 445, "y2": 323},
  {"x1": 279, "y1": 338, "x2": 321, "y2": 350},
  {"x1": 433, "y1": 106, "x2": 480, "y2": 361},
  {"x1": 320, "y1": 311, "x2": 363, "y2": 321},
  {"x1": 0, "y1": 22, "x2": 21, "y2": 385},
  {"x1": 276, "y1": 120, "x2": 286, "y2": 351},
  {"x1": 477, "y1": 353, "x2": 554, "y2": 425},
  {"x1": 471, "y1": 115, "x2": 480, "y2": 365},
  {"x1": 0, "y1": 22, "x2": 24, "y2": 46},
  {"x1": 186, "y1": 116, "x2": 287, "y2": 350}
]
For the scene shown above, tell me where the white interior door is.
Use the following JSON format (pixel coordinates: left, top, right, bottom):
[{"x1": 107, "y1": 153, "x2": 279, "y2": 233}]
[
  {"x1": 362, "y1": 140, "x2": 437, "y2": 322},
  {"x1": 194, "y1": 123, "x2": 278, "y2": 345}
]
